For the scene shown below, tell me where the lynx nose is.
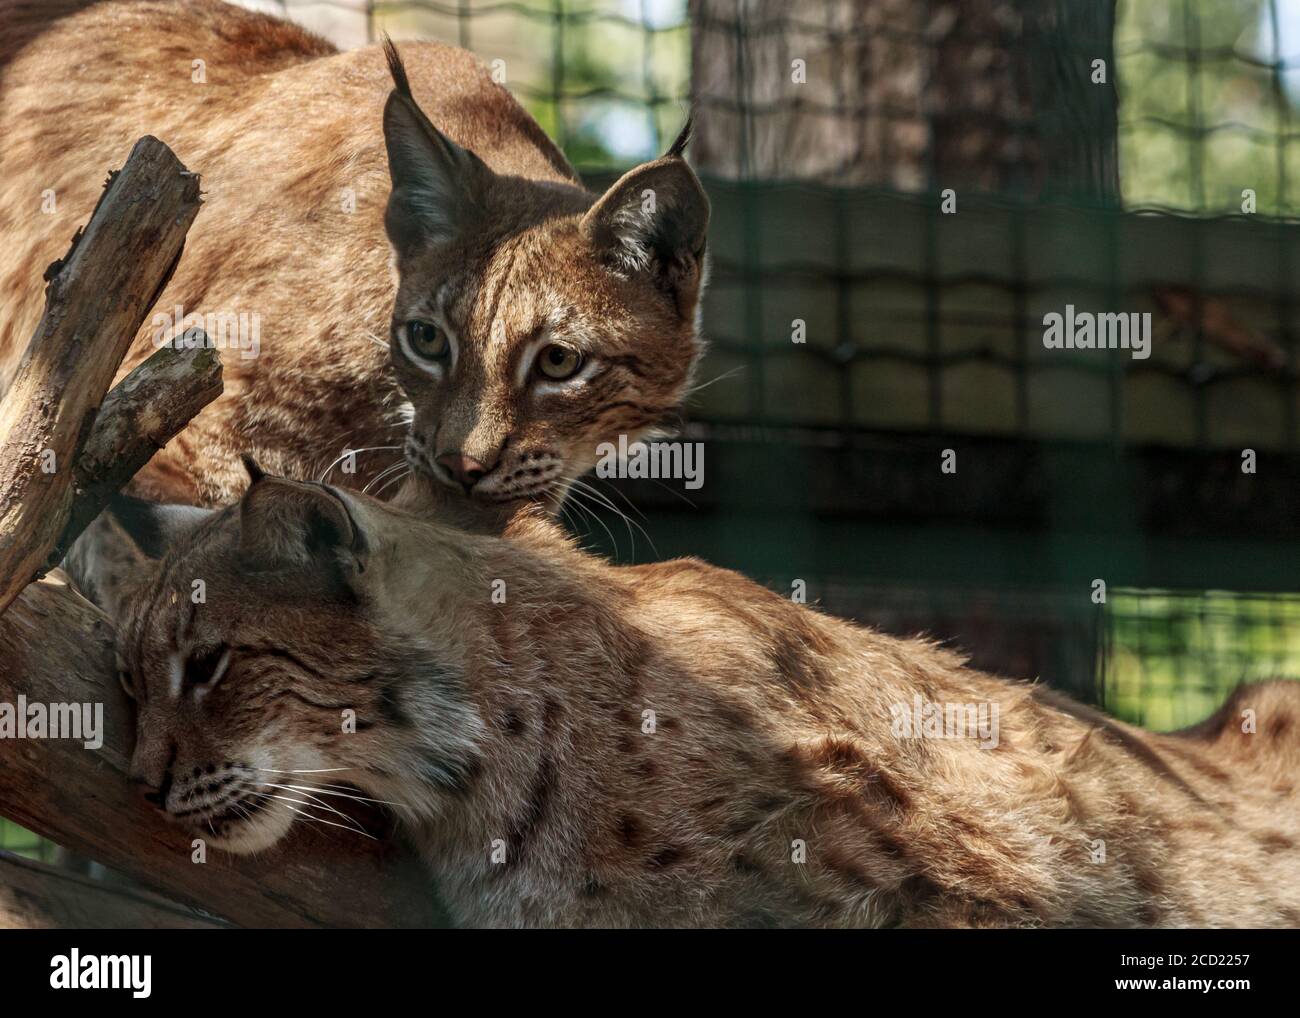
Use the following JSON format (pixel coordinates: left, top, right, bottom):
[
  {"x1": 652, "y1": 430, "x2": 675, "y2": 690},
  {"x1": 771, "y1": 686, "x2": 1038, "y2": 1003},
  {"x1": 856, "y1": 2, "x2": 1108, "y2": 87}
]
[
  {"x1": 436, "y1": 452, "x2": 488, "y2": 489},
  {"x1": 129, "y1": 762, "x2": 172, "y2": 810},
  {"x1": 130, "y1": 735, "x2": 176, "y2": 809}
]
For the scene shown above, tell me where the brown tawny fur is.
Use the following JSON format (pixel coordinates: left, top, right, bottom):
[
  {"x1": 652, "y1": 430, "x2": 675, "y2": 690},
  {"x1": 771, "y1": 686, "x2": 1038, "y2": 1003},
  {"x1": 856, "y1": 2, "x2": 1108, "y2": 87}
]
[
  {"x1": 109, "y1": 477, "x2": 1300, "y2": 928},
  {"x1": 0, "y1": 0, "x2": 707, "y2": 527}
]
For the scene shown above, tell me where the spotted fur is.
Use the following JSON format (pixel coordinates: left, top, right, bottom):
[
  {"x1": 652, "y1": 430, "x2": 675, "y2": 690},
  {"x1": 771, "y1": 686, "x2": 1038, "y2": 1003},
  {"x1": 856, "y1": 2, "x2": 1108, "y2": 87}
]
[
  {"x1": 113, "y1": 479, "x2": 1300, "y2": 928},
  {"x1": 1, "y1": 0, "x2": 708, "y2": 524}
]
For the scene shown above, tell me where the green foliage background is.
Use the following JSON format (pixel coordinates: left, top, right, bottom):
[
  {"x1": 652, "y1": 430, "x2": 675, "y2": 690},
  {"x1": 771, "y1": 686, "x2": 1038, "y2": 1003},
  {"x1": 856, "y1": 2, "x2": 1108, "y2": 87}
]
[
  {"x1": 1109, "y1": 0, "x2": 1300, "y2": 729},
  {"x1": 1118, "y1": 0, "x2": 1297, "y2": 215}
]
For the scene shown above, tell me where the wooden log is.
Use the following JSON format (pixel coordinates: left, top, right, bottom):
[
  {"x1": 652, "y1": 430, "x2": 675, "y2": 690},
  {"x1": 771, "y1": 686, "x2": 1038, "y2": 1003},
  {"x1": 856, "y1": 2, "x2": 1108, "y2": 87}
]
[
  {"x1": 0, "y1": 577, "x2": 449, "y2": 928},
  {"x1": 0, "y1": 132, "x2": 447, "y2": 927},
  {"x1": 0, "y1": 135, "x2": 202, "y2": 616},
  {"x1": 0, "y1": 851, "x2": 227, "y2": 929},
  {"x1": 47, "y1": 340, "x2": 223, "y2": 573}
]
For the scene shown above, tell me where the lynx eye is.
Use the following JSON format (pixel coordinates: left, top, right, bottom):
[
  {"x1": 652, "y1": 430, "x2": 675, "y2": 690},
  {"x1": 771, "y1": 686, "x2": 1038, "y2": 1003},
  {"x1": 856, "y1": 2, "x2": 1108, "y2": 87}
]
[
  {"x1": 536, "y1": 343, "x2": 583, "y2": 381},
  {"x1": 404, "y1": 320, "x2": 450, "y2": 362},
  {"x1": 187, "y1": 647, "x2": 232, "y2": 689}
]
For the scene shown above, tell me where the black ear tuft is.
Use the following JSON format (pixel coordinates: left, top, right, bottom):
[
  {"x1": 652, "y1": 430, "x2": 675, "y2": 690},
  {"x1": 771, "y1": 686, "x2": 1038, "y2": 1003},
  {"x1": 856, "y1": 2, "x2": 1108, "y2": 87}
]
[
  {"x1": 382, "y1": 34, "x2": 413, "y2": 98},
  {"x1": 241, "y1": 453, "x2": 267, "y2": 486},
  {"x1": 381, "y1": 44, "x2": 494, "y2": 255},
  {"x1": 666, "y1": 115, "x2": 693, "y2": 159},
  {"x1": 580, "y1": 155, "x2": 710, "y2": 308}
]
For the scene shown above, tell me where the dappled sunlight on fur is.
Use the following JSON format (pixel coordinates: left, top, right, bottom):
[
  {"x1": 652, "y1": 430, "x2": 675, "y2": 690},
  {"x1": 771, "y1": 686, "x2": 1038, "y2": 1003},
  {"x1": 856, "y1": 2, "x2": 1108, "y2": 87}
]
[{"x1": 111, "y1": 477, "x2": 1300, "y2": 928}]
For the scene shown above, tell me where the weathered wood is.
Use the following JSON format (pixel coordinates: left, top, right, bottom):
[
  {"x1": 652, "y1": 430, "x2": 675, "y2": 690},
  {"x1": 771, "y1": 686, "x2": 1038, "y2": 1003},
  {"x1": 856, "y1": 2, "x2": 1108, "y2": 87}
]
[
  {"x1": 47, "y1": 341, "x2": 223, "y2": 573},
  {"x1": 0, "y1": 132, "x2": 446, "y2": 928},
  {"x1": 0, "y1": 135, "x2": 202, "y2": 616},
  {"x1": 0, "y1": 576, "x2": 449, "y2": 928},
  {"x1": 0, "y1": 851, "x2": 226, "y2": 929}
]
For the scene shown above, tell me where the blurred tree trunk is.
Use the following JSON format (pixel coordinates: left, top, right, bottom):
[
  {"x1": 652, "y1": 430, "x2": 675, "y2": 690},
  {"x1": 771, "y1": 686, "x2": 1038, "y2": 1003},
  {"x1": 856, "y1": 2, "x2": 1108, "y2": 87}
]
[{"x1": 689, "y1": 0, "x2": 1118, "y2": 202}]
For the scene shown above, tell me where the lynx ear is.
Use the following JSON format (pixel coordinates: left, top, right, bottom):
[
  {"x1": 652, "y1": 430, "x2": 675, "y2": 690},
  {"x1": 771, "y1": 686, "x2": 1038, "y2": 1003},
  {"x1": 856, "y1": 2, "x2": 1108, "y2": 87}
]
[
  {"x1": 239, "y1": 475, "x2": 368, "y2": 586},
  {"x1": 382, "y1": 38, "x2": 493, "y2": 254},
  {"x1": 580, "y1": 150, "x2": 709, "y2": 311},
  {"x1": 63, "y1": 496, "x2": 214, "y2": 617}
]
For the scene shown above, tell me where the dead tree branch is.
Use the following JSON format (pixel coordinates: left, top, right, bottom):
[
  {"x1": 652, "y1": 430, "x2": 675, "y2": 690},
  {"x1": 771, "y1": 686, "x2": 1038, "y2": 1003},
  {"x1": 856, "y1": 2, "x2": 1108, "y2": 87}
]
[
  {"x1": 0, "y1": 135, "x2": 447, "y2": 928},
  {"x1": 0, "y1": 850, "x2": 227, "y2": 929},
  {"x1": 0, "y1": 135, "x2": 202, "y2": 616}
]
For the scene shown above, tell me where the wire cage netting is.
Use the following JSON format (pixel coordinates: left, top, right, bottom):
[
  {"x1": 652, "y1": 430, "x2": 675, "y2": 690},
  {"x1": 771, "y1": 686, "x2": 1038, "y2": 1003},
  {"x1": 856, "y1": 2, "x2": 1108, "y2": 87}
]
[
  {"x1": 1102, "y1": 588, "x2": 1300, "y2": 729},
  {"x1": 129, "y1": 3, "x2": 1300, "y2": 708},
  {"x1": 300, "y1": 0, "x2": 1300, "y2": 729},
  {"x1": 8, "y1": 0, "x2": 1300, "y2": 861}
]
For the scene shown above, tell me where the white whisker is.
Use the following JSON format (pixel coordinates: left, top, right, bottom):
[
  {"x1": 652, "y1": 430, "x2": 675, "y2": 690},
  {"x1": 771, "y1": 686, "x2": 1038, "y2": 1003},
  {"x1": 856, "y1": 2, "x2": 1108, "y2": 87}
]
[
  {"x1": 247, "y1": 792, "x2": 376, "y2": 840},
  {"x1": 276, "y1": 782, "x2": 413, "y2": 812},
  {"x1": 567, "y1": 480, "x2": 626, "y2": 555},
  {"x1": 564, "y1": 483, "x2": 619, "y2": 555},
  {"x1": 642, "y1": 475, "x2": 699, "y2": 510},
  {"x1": 590, "y1": 475, "x2": 651, "y2": 523},
  {"x1": 317, "y1": 445, "x2": 402, "y2": 483},
  {"x1": 685, "y1": 365, "x2": 745, "y2": 398},
  {"x1": 262, "y1": 782, "x2": 364, "y2": 825},
  {"x1": 362, "y1": 459, "x2": 408, "y2": 494},
  {"x1": 373, "y1": 467, "x2": 412, "y2": 500},
  {"x1": 569, "y1": 477, "x2": 657, "y2": 558}
]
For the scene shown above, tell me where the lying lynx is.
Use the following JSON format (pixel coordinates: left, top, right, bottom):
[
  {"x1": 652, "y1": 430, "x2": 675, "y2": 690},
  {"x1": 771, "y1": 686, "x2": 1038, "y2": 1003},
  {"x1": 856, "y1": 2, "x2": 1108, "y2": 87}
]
[{"x1": 107, "y1": 466, "x2": 1300, "y2": 927}]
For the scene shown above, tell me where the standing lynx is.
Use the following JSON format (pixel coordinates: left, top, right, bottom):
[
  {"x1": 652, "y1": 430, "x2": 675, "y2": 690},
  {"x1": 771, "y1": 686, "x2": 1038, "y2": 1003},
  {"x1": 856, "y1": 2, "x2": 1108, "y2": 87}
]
[
  {"x1": 0, "y1": 0, "x2": 707, "y2": 521},
  {"x1": 105, "y1": 471, "x2": 1300, "y2": 928}
]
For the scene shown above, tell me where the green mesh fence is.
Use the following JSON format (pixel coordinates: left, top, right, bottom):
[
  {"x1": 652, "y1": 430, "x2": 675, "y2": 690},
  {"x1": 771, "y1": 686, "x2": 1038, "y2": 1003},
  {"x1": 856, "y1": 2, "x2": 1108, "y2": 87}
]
[
  {"x1": 274, "y1": 4, "x2": 1300, "y2": 448},
  {"x1": 1119, "y1": 0, "x2": 1300, "y2": 216},
  {"x1": 1101, "y1": 588, "x2": 1300, "y2": 729}
]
